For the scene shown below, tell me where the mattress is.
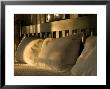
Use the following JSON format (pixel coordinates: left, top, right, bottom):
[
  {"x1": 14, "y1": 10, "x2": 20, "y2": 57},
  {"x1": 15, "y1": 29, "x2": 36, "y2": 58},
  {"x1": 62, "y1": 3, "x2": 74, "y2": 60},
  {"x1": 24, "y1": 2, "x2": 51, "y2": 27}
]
[{"x1": 14, "y1": 64, "x2": 71, "y2": 76}]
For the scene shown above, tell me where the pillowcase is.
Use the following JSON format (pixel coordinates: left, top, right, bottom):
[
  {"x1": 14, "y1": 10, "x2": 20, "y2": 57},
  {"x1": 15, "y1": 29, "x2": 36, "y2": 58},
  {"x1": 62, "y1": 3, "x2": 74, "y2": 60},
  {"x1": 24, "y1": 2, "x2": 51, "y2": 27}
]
[
  {"x1": 16, "y1": 36, "x2": 44, "y2": 65},
  {"x1": 38, "y1": 34, "x2": 82, "y2": 72},
  {"x1": 71, "y1": 36, "x2": 97, "y2": 76}
]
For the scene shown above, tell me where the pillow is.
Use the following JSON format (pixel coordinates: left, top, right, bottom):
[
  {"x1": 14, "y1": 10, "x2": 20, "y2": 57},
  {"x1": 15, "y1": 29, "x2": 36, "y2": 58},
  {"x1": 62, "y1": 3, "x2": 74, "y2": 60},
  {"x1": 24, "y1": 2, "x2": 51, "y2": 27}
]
[
  {"x1": 83, "y1": 36, "x2": 97, "y2": 51},
  {"x1": 77, "y1": 36, "x2": 97, "y2": 63},
  {"x1": 16, "y1": 36, "x2": 44, "y2": 65},
  {"x1": 38, "y1": 34, "x2": 82, "y2": 72},
  {"x1": 71, "y1": 36, "x2": 97, "y2": 76}
]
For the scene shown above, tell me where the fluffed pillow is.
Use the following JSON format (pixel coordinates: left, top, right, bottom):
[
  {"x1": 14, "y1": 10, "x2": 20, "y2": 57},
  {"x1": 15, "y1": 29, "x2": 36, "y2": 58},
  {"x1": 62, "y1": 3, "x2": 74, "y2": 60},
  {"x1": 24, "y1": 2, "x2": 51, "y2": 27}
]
[
  {"x1": 71, "y1": 36, "x2": 97, "y2": 76},
  {"x1": 16, "y1": 36, "x2": 44, "y2": 65},
  {"x1": 38, "y1": 34, "x2": 82, "y2": 72}
]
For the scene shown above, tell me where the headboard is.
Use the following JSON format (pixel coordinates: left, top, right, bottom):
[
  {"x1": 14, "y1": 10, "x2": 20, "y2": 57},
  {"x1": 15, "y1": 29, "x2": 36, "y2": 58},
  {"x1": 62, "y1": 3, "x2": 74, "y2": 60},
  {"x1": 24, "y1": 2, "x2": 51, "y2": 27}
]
[{"x1": 21, "y1": 15, "x2": 97, "y2": 40}]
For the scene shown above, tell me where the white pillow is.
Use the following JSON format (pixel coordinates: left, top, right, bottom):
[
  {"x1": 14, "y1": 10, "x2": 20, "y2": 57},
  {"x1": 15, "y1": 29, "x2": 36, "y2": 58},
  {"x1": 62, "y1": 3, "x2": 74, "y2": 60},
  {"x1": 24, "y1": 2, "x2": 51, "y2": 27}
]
[
  {"x1": 38, "y1": 34, "x2": 82, "y2": 72},
  {"x1": 71, "y1": 36, "x2": 97, "y2": 76},
  {"x1": 16, "y1": 36, "x2": 44, "y2": 65}
]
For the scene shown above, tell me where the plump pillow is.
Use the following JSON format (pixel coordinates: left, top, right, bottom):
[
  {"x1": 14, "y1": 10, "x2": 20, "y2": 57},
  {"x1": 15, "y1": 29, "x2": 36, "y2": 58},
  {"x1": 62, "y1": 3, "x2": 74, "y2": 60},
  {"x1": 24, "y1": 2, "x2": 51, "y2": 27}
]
[
  {"x1": 16, "y1": 36, "x2": 44, "y2": 65},
  {"x1": 71, "y1": 36, "x2": 97, "y2": 76},
  {"x1": 38, "y1": 34, "x2": 82, "y2": 72}
]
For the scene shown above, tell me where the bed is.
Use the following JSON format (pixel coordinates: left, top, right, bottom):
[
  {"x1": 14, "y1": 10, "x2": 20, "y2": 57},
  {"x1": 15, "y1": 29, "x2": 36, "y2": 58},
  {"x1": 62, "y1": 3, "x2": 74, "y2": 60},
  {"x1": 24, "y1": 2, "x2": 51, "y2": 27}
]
[{"x1": 14, "y1": 15, "x2": 97, "y2": 76}]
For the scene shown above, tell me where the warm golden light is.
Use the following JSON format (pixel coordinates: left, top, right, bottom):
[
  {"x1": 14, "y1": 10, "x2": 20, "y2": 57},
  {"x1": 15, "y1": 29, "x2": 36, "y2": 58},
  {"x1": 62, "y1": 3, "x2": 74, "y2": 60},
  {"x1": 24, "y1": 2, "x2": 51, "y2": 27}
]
[{"x1": 23, "y1": 39, "x2": 43, "y2": 65}]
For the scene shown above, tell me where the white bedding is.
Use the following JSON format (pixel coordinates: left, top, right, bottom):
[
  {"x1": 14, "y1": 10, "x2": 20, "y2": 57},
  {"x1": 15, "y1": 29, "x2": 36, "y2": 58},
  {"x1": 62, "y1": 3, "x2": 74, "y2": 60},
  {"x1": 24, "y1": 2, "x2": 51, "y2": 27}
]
[
  {"x1": 71, "y1": 36, "x2": 97, "y2": 76},
  {"x1": 15, "y1": 35, "x2": 97, "y2": 76}
]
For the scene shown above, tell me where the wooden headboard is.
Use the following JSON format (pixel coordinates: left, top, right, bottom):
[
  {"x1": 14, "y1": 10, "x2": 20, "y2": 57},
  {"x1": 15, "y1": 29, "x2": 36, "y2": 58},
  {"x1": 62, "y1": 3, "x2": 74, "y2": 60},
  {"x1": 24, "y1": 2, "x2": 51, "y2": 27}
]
[{"x1": 21, "y1": 15, "x2": 97, "y2": 38}]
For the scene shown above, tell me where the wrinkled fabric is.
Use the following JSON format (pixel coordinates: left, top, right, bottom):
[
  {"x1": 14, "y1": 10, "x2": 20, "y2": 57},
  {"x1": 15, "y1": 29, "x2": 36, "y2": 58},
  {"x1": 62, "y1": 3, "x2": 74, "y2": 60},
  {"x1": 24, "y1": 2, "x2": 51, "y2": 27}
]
[
  {"x1": 16, "y1": 36, "x2": 44, "y2": 65},
  {"x1": 71, "y1": 36, "x2": 97, "y2": 76},
  {"x1": 38, "y1": 34, "x2": 82, "y2": 72}
]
